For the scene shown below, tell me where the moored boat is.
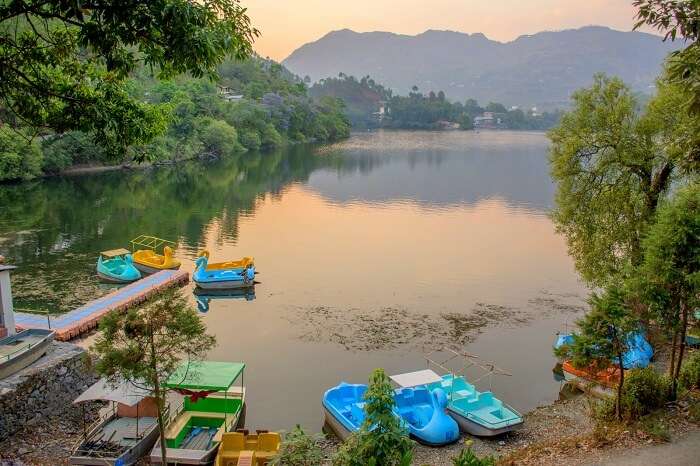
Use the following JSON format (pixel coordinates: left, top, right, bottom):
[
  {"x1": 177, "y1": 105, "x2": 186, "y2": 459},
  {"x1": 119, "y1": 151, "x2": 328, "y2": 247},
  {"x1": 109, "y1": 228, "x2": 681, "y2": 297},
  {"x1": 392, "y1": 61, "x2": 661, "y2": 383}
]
[
  {"x1": 130, "y1": 236, "x2": 181, "y2": 274},
  {"x1": 0, "y1": 329, "x2": 54, "y2": 380},
  {"x1": 70, "y1": 379, "x2": 160, "y2": 466},
  {"x1": 214, "y1": 430, "x2": 281, "y2": 466},
  {"x1": 193, "y1": 254, "x2": 255, "y2": 290},
  {"x1": 97, "y1": 249, "x2": 141, "y2": 284},
  {"x1": 391, "y1": 372, "x2": 460, "y2": 445},
  {"x1": 150, "y1": 361, "x2": 246, "y2": 465},
  {"x1": 426, "y1": 373, "x2": 523, "y2": 436},
  {"x1": 322, "y1": 382, "x2": 366, "y2": 441}
]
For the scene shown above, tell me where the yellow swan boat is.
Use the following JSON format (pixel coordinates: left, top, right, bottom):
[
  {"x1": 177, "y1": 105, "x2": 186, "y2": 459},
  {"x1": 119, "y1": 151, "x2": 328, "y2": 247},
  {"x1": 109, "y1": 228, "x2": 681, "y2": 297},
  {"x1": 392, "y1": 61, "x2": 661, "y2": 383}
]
[
  {"x1": 130, "y1": 235, "x2": 181, "y2": 274},
  {"x1": 215, "y1": 431, "x2": 281, "y2": 466},
  {"x1": 198, "y1": 250, "x2": 254, "y2": 271}
]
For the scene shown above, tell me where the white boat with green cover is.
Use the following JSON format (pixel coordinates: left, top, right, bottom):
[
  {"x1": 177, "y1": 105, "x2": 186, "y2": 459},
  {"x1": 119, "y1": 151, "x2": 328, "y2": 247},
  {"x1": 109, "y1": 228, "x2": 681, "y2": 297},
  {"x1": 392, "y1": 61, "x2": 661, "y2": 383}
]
[{"x1": 150, "y1": 361, "x2": 246, "y2": 465}]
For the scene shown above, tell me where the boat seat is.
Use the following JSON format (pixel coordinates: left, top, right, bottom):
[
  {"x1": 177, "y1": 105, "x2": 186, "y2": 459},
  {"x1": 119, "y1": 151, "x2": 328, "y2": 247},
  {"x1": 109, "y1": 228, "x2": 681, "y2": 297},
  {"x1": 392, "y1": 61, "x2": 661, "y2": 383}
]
[
  {"x1": 164, "y1": 411, "x2": 226, "y2": 441},
  {"x1": 454, "y1": 389, "x2": 475, "y2": 400}
]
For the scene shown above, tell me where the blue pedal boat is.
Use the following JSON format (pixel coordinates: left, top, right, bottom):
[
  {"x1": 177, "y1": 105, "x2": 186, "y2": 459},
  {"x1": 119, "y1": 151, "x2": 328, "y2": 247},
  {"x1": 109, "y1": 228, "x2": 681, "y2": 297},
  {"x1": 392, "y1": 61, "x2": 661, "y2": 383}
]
[
  {"x1": 96, "y1": 248, "x2": 141, "y2": 284},
  {"x1": 323, "y1": 378, "x2": 459, "y2": 446},
  {"x1": 426, "y1": 372, "x2": 523, "y2": 437},
  {"x1": 322, "y1": 382, "x2": 367, "y2": 441},
  {"x1": 193, "y1": 255, "x2": 256, "y2": 290},
  {"x1": 393, "y1": 385, "x2": 459, "y2": 445}
]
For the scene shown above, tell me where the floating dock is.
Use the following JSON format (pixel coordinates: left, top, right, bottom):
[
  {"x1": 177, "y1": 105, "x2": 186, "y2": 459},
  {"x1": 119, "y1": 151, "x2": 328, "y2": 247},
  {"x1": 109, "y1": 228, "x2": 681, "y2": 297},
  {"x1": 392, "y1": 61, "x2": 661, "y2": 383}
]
[{"x1": 14, "y1": 270, "x2": 189, "y2": 341}]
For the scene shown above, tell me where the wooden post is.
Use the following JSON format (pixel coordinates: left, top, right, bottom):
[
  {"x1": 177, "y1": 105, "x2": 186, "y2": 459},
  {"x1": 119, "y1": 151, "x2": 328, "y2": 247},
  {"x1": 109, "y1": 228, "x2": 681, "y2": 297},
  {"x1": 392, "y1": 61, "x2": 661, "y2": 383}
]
[{"x1": 0, "y1": 264, "x2": 17, "y2": 337}]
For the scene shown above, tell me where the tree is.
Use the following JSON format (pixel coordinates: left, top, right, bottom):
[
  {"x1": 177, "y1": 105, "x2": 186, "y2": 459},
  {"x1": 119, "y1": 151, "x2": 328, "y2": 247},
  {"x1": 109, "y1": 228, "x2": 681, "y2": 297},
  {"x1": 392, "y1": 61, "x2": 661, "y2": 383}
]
[
  {"x1": 557, "y1": 287, "x2": 640, "y2": 420},
  {"x1": 634, "y1": 183, "x2": 700, "y2": 397},
  {"x1": 548, "y1": 74, "x2": 688, "y2": 285},
  {"x1": 0, "y1": 0, "x2": 258, "y2": 157},
  {"x1": 634, "y1": 0, "x2": 700, "y2": 115},
  {"x1": 333, "y1": 369, "x2": 413, "y2": 466},
  {"x1": 91, "y1": 289, "x2": 216, "y2": 464},
  {"x1": 270, "y1": 425, "x2": 324, "y2": 466},
  {"x1": 0, "y1": 126, "x2": 43, "y2": 181}
]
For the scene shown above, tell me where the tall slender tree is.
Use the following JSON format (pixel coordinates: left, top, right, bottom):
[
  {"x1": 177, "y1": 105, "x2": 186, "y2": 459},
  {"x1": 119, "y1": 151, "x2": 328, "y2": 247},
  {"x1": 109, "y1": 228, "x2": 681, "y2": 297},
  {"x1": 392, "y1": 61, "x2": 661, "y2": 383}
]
[{"x1": 91, "y1": 289, "x2": 216, "y2": 464}]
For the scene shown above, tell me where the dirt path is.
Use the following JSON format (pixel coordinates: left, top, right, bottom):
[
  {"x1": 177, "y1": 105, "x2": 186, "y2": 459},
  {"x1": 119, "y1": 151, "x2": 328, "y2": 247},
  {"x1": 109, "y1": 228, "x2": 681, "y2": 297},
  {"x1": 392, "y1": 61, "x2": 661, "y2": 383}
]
[{"x1": 588, "y1": 430, "x2": 700, "y2": 466}]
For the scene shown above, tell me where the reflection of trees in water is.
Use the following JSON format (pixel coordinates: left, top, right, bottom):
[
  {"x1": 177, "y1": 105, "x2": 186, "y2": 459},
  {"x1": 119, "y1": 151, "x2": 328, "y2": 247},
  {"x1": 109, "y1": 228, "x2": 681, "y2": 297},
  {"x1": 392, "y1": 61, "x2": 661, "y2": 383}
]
[{"x1": 0, "y1": 144, "x2": 338, "y2": 265}]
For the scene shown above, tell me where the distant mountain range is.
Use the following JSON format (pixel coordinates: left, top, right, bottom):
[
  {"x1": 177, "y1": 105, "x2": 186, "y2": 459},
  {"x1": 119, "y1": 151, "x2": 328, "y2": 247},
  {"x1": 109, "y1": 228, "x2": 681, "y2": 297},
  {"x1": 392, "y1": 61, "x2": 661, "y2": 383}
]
[{"x1": 282, "y1": 26, "x2": 678, "y2": 109}]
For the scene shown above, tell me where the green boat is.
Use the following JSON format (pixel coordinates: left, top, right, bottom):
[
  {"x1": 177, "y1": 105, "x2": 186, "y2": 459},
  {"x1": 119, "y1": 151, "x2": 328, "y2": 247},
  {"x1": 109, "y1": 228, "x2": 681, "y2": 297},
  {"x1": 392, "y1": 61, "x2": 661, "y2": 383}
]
[{"x1": 150, "y1": 361, "x2": 245, "y2": 465}]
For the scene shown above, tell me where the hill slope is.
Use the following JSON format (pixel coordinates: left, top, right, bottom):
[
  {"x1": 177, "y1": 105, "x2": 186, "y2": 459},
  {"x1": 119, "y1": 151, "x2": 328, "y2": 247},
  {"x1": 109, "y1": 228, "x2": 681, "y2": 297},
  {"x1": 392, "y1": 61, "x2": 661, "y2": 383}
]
[{"x1": 283, "y1": 26, "x2": 677, "y2": 108}]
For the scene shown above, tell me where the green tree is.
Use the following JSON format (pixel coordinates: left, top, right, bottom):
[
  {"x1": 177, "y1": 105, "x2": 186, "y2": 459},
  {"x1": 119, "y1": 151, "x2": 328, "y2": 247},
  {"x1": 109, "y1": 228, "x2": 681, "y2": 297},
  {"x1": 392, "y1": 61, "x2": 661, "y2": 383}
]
[
  {"x1": 197, "y1": 117, "x2": 242, "y2": 157},
  {"x1": 333, "y1": 369, "x2": 413, "y2": 466},
  {"x1": 0, "y1": 0, "x2": 258, "y2": 155},
  {"x1": 0, "y1": 127, "x2": 43, "y2": 181},
  {"x1": 91, "y1": 290, "x2": 216, "y2": 464},
  {"x1": 548, "y1": 74, "x2": 688, "y2": 285},
  {"x1": 634, "y1": 183, "x2": 700, "y2": 396},
  {"x1": 557, "y1": 287, "x2": 640, "y2": 420}
]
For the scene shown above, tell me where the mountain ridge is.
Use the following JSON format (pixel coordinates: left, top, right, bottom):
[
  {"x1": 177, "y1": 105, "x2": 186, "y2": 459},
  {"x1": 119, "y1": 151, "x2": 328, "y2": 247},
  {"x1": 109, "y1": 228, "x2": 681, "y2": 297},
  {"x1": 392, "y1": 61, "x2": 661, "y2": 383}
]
[{"x1": 282, "y1": 26, "x2": 677, "y2": 108}]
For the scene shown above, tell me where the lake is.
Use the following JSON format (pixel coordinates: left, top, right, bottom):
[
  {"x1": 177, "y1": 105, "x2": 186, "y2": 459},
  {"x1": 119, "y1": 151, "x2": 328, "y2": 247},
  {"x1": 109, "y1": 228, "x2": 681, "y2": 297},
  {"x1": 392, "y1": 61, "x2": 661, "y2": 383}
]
[{"x1": 0, "y1": 130, "x2": 586, "y2": 431}]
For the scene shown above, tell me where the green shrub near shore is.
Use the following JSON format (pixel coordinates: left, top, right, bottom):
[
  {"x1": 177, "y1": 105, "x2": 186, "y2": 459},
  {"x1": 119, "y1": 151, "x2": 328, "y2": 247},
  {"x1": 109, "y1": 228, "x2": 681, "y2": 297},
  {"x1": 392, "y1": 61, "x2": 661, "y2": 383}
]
[
  {"x1": 679, "y1": 351, "x2": 700, "y2": 391},
  {"x1": 596, "y1": 367, "x2": 670, "y2": 422}
]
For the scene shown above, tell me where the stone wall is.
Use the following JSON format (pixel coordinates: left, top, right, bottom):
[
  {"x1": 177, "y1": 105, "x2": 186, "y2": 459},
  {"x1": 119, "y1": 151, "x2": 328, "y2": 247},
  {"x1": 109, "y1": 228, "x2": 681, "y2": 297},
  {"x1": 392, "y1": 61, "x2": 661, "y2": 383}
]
[{"x1": 0, "y1": 342, "x2": 97, "y2": 441}]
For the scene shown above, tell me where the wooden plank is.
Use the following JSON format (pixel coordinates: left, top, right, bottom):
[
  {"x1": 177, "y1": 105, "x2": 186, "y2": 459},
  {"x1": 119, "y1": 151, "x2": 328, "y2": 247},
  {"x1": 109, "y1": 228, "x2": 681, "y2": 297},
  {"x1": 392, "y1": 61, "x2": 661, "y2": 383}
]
[{"x1": 237, "y1": 451, "x2": 254, "y2": 466}]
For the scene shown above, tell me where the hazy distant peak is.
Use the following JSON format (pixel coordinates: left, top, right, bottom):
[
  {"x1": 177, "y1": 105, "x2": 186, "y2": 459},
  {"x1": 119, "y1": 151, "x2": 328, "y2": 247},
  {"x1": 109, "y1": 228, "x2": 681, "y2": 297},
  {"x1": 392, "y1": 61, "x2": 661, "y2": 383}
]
[{"x1": 283, "y1": 25, "x2": 677, "y2": 108}]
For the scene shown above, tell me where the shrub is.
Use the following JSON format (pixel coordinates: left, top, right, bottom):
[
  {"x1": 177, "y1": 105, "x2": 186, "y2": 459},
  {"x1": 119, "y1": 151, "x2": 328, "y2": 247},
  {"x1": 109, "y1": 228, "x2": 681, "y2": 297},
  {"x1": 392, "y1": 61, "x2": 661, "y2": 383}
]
[
  {"x1": 196, "y1": 118, "x2": 242, "y2": 157},
  {"x1": 333, "y1": 369, "x2": 413, "y2": 466},
  {"x1": 238, "y1": 126, "x2": 262, "y2": 151},
  {"x1": 596, "y1": 367, "x2": 669, "y2": 422},
  {"x1": 270, "y1": 425, "x2": 324, "y2": 466},
  {"x1": 452, "y1": 442, "x2": 496, "y2": 466},
  {"x1": 679, "y1": 351, "x2": 700, "y2": 390},
  {"x1": 0, "y1": 127, "x2": 43, "y2": 181}
]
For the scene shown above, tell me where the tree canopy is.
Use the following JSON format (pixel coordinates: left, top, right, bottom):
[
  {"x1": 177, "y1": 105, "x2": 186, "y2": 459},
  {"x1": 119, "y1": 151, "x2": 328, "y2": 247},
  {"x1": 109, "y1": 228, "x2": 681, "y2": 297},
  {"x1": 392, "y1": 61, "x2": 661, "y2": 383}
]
[
  {"x1": 548, "y1": 74, "x2": 694, "y2": 285},
  {"x1": 0, "y1": 0, "x2": 258, "y2": 152}
]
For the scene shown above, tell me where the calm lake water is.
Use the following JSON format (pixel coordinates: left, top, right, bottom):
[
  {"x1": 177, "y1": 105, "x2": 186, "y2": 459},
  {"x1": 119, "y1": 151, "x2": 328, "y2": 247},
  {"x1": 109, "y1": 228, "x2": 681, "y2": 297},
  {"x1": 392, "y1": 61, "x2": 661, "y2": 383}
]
[{"x1": 0, "y1": 130, "x2": 586, "y2": 431}]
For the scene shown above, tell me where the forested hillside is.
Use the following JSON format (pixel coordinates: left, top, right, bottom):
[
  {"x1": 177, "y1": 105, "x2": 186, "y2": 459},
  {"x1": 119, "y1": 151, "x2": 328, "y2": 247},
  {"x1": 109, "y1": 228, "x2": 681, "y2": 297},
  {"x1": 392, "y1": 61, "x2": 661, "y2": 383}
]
[{"x1": 1, "y1": 57, "x2": 350, "y2": 182}]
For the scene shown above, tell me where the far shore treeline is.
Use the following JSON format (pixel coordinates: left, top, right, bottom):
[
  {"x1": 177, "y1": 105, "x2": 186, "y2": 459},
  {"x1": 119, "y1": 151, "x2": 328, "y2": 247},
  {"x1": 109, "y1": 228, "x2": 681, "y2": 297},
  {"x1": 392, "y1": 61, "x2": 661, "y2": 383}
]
[
  {"x1": 0, "y1": 56, "x2": 351, "y2": 183},
  {"x1": 309, "y1": 73, "x2": 563, "y2": 131}
]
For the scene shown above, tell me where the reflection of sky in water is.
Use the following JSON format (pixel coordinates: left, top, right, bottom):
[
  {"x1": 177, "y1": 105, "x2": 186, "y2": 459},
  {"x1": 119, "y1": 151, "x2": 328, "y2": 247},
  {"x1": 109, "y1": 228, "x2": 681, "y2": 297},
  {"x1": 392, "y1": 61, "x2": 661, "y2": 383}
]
[
  {"x1": 0, "y1": 130, "x2": 587, "y2": 431},
  {"x1": 309, "y1": 130, "x2": 553, "y2": 212}
]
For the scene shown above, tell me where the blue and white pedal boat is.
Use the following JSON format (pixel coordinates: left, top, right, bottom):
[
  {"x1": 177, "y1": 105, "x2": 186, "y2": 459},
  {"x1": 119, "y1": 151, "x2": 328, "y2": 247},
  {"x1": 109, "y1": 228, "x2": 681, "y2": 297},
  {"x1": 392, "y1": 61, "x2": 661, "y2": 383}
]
[
  {"x1": 193, "y1": 255, "x2": 255, "y2": 290},
  {"x1": 322, "y1": 382, "x2": 367, "y2": 441},
  {"x1": 390, "y1": 370, "x2": 460, "y2": 445},
  {"x1": 425, "y1": 372, "x2": 523, "y2": 436}
]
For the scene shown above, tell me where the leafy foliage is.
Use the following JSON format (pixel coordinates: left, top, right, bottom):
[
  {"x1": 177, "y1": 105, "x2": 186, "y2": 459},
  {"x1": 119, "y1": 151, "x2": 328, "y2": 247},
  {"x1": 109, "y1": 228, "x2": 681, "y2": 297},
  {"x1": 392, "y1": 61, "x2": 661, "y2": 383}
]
[
  {"x1": 270, "y1": 425, "x2": 325, "y2": 466},
  {"x1": 634, "y1": 0, "x2": 700, "y2": 115},
  {"x1": 452, "y1": 442, "x2": 497, "y2": 466},
  {"x1": 0, "y1": 127, "x2": 43, "y2": 181},
  {"x1": 91, "y1": 289, "x2": 216, "y2": 464},
  {"x1": 0, "y1": 1, "x2": 258, "y2": 153},
  {"x1": 596, "y1": 367, "x2": 670, "y2": 422},
  {"x1": 548, "y1": 74, "x2": 692, "y2": 285},
  {"x1": 679, "y1": 350, "x2": 700, "y2": 391},
  {"x1": 333, "y1": 368, "x2": 413, "y2": 466}
]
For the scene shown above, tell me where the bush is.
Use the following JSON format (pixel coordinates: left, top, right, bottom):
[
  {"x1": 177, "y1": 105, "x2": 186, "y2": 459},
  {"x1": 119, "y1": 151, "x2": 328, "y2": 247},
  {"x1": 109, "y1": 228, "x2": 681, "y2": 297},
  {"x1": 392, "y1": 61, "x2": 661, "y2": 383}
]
[
  {"x1": 238, "y1": 126, "x2": 262, "y2": 151},
  {"x1": 452, "y1": 442, "x2": 496, "y2": 466},
  {"x1": 0, "y1": 127, "x2": 43, "y2": 181},
  {"x1": 196, "y1": 118, "x2": 242, "y2": 157},
  {"x1": 333, "y1": 369, "x2": 413, "y2": 466},
  {"x1": 270, "y1": 425, "x2": 324, "y2": 466},
  {"x1": 41, "y1": 131, "x2": 109, "y2": 172},
  {"x1": 679, "y1": 351, "x2": 700, "y2": 390},
  {"x1": 596, "y1": 367, "x2": 669, "y2": 422}
]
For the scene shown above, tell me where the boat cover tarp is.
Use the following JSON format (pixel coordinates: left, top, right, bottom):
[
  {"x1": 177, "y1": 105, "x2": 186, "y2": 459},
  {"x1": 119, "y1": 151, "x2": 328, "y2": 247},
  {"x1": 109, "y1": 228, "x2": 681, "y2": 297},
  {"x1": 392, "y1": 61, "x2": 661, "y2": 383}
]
[
  {"x1": 164, "y1": 361, "x2": 245, "y2": 391},
  {"x1": 74, "y1": 378, "x2": 151, "y2": 406},
  {"x1": 554, "y1": 331, "x2": 653, "y2": 369}
]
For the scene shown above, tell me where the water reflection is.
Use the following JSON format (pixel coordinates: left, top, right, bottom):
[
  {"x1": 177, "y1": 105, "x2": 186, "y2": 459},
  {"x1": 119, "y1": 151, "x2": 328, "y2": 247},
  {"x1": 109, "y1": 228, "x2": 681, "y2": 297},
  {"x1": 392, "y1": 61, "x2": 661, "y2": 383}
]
[
  {"x1": 194, "y1": 288, "x2": 256, "y2": 313},
  {"x1": 0, "y1": 130, "x2": 586, "y2": 430}
]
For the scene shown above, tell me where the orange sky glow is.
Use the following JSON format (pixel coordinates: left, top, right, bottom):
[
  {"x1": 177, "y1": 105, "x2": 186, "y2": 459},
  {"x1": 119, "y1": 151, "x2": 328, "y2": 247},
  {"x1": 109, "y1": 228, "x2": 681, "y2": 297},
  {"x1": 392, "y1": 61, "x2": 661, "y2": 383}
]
[{"x1": 243, "y1": 0, "x2": 652, "y2": 61}]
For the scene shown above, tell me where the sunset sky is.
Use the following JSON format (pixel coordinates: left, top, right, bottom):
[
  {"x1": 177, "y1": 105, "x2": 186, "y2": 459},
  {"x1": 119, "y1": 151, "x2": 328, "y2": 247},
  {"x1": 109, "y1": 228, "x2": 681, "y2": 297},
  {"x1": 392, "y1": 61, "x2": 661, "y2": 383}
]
[{"x1": 244, "y1": 0, "x2": 653, "y2": 61}]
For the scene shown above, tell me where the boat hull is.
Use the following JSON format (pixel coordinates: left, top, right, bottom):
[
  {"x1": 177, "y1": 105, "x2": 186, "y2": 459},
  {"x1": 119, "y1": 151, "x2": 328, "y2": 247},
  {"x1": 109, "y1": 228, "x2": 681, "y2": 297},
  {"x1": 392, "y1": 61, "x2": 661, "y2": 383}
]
[
  {"x1": 133, "y1": 262, "x2": 181, "y2": 275},
  {"x1": 69, "y1": 416, "x2": 160, "y2": 466},
  {"x1": 323, "y1": 405, "x2": 353, "y2": 441},
  {"x1": 96, "y1": 271, "x2": 136, "y2": 284},
  {"x1": 150, "y1": 407, "x2": 244, "y2": 465},
  {"x1": 446, "y1": 407, "x2": 523, "y2": 437},
  {"x1": 193, "y1": 280, "x2": 254, "y2": 290},
  {"x1": 0, "y1": 329, "x2": 54, "y2": 380}
]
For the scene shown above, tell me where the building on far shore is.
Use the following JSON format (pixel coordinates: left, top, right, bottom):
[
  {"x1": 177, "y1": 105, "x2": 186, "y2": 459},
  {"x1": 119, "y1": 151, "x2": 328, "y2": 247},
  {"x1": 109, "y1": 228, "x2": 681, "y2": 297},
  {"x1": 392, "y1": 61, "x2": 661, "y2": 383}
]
[{"x1": 473, "y1": 112, "x2": 505, "y2": 129}]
